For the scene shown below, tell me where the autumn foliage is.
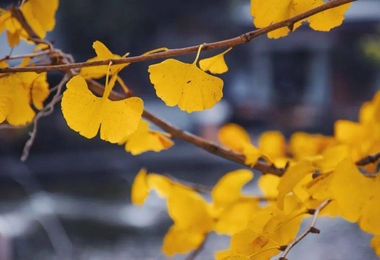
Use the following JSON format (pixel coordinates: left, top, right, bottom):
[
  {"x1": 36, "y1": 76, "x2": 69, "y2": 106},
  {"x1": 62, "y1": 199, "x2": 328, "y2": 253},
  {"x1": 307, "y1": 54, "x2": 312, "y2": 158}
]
[{"x1": 1, "y1": 0, "x2": 380, "y2": 259}]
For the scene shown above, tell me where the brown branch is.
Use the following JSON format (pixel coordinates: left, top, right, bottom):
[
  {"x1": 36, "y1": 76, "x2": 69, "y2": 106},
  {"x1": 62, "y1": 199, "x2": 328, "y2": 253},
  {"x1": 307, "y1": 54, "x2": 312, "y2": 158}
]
[
  {"x1": 279, "y1": 200, "x2": 331, "y2": 260},
  {"x1": 0, "y1": 0, "x2": 354, "y2": 74},
  {"x1": 87, "y1": 79, "x2": 285, "y2": 176},
  {"x1": 355, "y1": 152, "x2": 380, "y2": 166}
]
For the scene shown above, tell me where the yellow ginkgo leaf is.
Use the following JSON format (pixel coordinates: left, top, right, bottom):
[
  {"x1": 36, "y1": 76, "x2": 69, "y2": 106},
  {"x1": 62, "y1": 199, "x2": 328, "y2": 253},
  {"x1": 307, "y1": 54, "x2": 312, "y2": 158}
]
[
  {"x1": 61, "y1": 75, "x2": 143, "y2": 143},
  {"x1": 358, "y1": 174, "x2": 380, "y2": 234},
  {"x1": 258, "y1": 174, "x2": 280, "y2": 198},
  {"x1": 148, "y1": 58, "x2": 224, "y2": 113},
  {"x1": 308, "y1": 1, "x2": 351, "y2": 31},
  {"x1": 212, "y1": 169, "x2": 253, "y2": 208},
  {"x1": 199, "y1": 48, "x2": 232, "y2": 74},
  {"x1": 258, "y1": 131, "x2": 286, "y2": 160},
  {"x1": 131, "y1": 168, "x2": 149, "y2": 205},
  {"x1": 80, "y1": 41, "x2": 129, "y2": 79},
  {"x1": 162, "y1": 185, "x2": 213, "y2": 256},
  {"x1": 218, "y1": 123, "x2": 251, "y2": 152},
  {"x1": 147, "y1": 173, "x2": 192, "y2": 198},
  {"x1": 0, "y1": 72, "x2": 49, "y2": 125},
  {"x1": 250, "y1": 0, "x2": 351, "y2": 39},
  {"x1": 162, "y1": 225, "x2": 206, "y2": 256},
  {"x1": 214, "y1": 197, "x2": 259, "y2": 235},
  {"x1": 120, "y1": 120, "x2": 173, "y2": 155},
  {"x1": 168, "y1": 186, "x2": 212, "y2": 231},
  {"x1": 21, "y1": 0, "x2": 59, "y2": 39},
  {"x1": 242, "y1": 143, "x2": 262, "y2": 166},
  {"x1": 250, "y1": 0, "x2": 307, "y2": 38},
  {"x1": 359, "y1": 90, "x2": 380, "y2": 124},
  {"x1": 277, "y1": 159, "x2": 316, "y2": 209},
  {"x1": 0, "y1": 9, "x2": 25, "y2": 47}
]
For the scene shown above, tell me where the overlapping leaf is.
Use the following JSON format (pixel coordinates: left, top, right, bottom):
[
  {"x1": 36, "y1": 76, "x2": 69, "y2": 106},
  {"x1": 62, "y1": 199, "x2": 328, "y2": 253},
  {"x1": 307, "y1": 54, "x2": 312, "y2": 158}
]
[
  {"x1": 0, "y1": 72, "x2": 49, "y2": 125},
  {"x1": 80, "y1": 41, "x2": 130, "y2": 79},
  {"x1": 61, "y1": 75, "x2": 143, "y2": 143},
  {"x1": 250, "y1": 0, "x2": 352, "y2": 39},
  {"x1": 119, "y1": 120, "x2": 173, "y2": 155},
  {"x1": 199, "y1": 48, "x2": 232, "y2": 74},
  {"x1": 0, "y1": 0, "x2": 58, "y2": 46}
]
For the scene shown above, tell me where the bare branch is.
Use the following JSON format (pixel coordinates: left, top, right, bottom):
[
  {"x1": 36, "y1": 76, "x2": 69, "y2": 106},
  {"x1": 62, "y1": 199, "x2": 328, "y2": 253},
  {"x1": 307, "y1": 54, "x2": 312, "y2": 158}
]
[
  {"x1": 0, "y1": 0, "x2": 354, "y2": 74},
  {"x1": 20, "y1": 74, "x2": 70, "y2": 161},
  {"x1": 279, "y1": 199, "x2": 331, "y2": 260}
]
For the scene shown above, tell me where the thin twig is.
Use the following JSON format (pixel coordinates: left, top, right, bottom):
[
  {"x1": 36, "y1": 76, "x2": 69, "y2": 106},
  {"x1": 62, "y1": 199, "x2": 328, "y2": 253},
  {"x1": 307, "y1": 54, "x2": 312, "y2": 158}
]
[
  {"x1": 0, "y1": 0, "x2": 355, "y2": 74},
  {"x1": 20, "y1": 74, "x2": 70, "y2": 161},
  {"x1": 356, "y1": 152, "x2": 380, "y2": 166},
  {"x1": 0, "y1": 49, "x2": 50, "y2": 62},
  {"x1": 279, "y1": 199, "x2": 331, "y2": 260}
]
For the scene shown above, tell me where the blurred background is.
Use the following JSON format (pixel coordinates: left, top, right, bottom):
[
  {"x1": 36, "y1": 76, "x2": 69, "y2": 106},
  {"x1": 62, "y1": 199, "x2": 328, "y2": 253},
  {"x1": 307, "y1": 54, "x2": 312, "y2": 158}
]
[{"x1": 0, "y1": 0, "x2": 380, "y2": 259}]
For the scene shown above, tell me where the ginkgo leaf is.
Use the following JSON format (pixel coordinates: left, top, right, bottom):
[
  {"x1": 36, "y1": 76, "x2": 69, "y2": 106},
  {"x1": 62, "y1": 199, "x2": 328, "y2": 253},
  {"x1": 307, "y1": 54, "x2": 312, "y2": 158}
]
[
  {"x1": 163, "y1": 185, "x2": 213, "y2": 256},
  {"x1": 168, "y1": 186, "x2": 212, "y2": 231},
  {"x1": 0, "y1": 9, "x2": 26, "y2": 47},
  {"x1": 218, "y1": 123, "x2": 263, "y2": 166},
  {"x1": 199, "y1": 48, "x2": 232, "y2": 74},
  {"x1": 242, "y1": 143, "x2": 262, "y2": 166},
  {"x1": 359, "y1": 91, "x2": 380, "y2": 124},
  {"x1": 250, "y1": 0, "x2": 351, "y2": 39},
  {"x1": 148, "y1": 58, "x2": 224, "y2": 113},
  {"x1": 147, "y1": 174, "x2": 191, "y2": 198},
  {"x1": 120, "y1": 120, "x2": 173, "y2": 155},
  {"x1": 218, "y1": 123, "x2": 251, "y2": 152},
  {"x1": 131, "y1": 168, "x2": 149, "y2": 205},
  {"x1": 61, "y1": 75, "x2": 143, "y2": 143},
  {"x1": 162, "y1": 225, "x2": 206, "y2": 256},
  {"x1": 212, "y1": 169, "x2": 253, "y2": 208},
  {"x1": 308, "y1": 1, "x2": 351, "y2": 31},
  {"x1": 358, "y1": 174, "x2": 380, "y2": 234},
  {"x1": 0, "y1": 72, "x2": 49, "y2": 125},
  {"x1": 277, "y1": 160, "x2": 316, "y2": 209},
  {"x1": 21, "y1": 0, "x2": 59, "y2": 39},
  {"x1": 214, "y1": 197, "x2": 259, "y2": 235},
  {"x1": 258, "y1": 131, "x2": 286, "y2": 160},
  {"x1": 258, "y1": 174, "x2": 280, "y2": 198},
  {"x1": 250, "y1": 0, "x2": 307, "y2": 38},
  {"x1": 80, "y1": 41, "x2": 129, "y2": 79}
]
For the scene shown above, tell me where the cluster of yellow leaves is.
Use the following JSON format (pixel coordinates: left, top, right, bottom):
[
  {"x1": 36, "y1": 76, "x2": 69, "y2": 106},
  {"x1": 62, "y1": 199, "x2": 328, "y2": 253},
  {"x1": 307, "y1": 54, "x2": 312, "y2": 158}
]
[
  {"x1": 216, "y1": 90, "x2": 380, "y2": 257},
  {"x1": 61, "y1": 41, "x2": 173, "y2": 155},
  {"x1": 148, "y1": 47, "x2": 230, "y2": 113},
  {"x1": 250, "y1": 0, "x2": 352, "y2": 39},
  {"x1": 132, "y1": 168, "x2": 316, "y2": 259},
  {"x1": 0, "y1": 1, "x2": 58, "y2": 126},
  {"x1": 0, "y1": 0, "x2": 58, "y2": 46},
  {"x1": 0, "y1": 61, "x2": 49, "y2": 125}
]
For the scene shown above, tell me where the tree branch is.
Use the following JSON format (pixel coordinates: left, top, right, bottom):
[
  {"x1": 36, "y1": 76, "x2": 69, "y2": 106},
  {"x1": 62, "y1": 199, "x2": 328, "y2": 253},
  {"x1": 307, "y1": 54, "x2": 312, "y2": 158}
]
[
  {"x1": 87, "y1": 79, "x2": 286, "y2": 176},
  {"x1": 0, "y1": 0, "x2": 354, "y2": 74},
  {"x1": 279, "y1": 199, "x2": 331, "y2": 260}
]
